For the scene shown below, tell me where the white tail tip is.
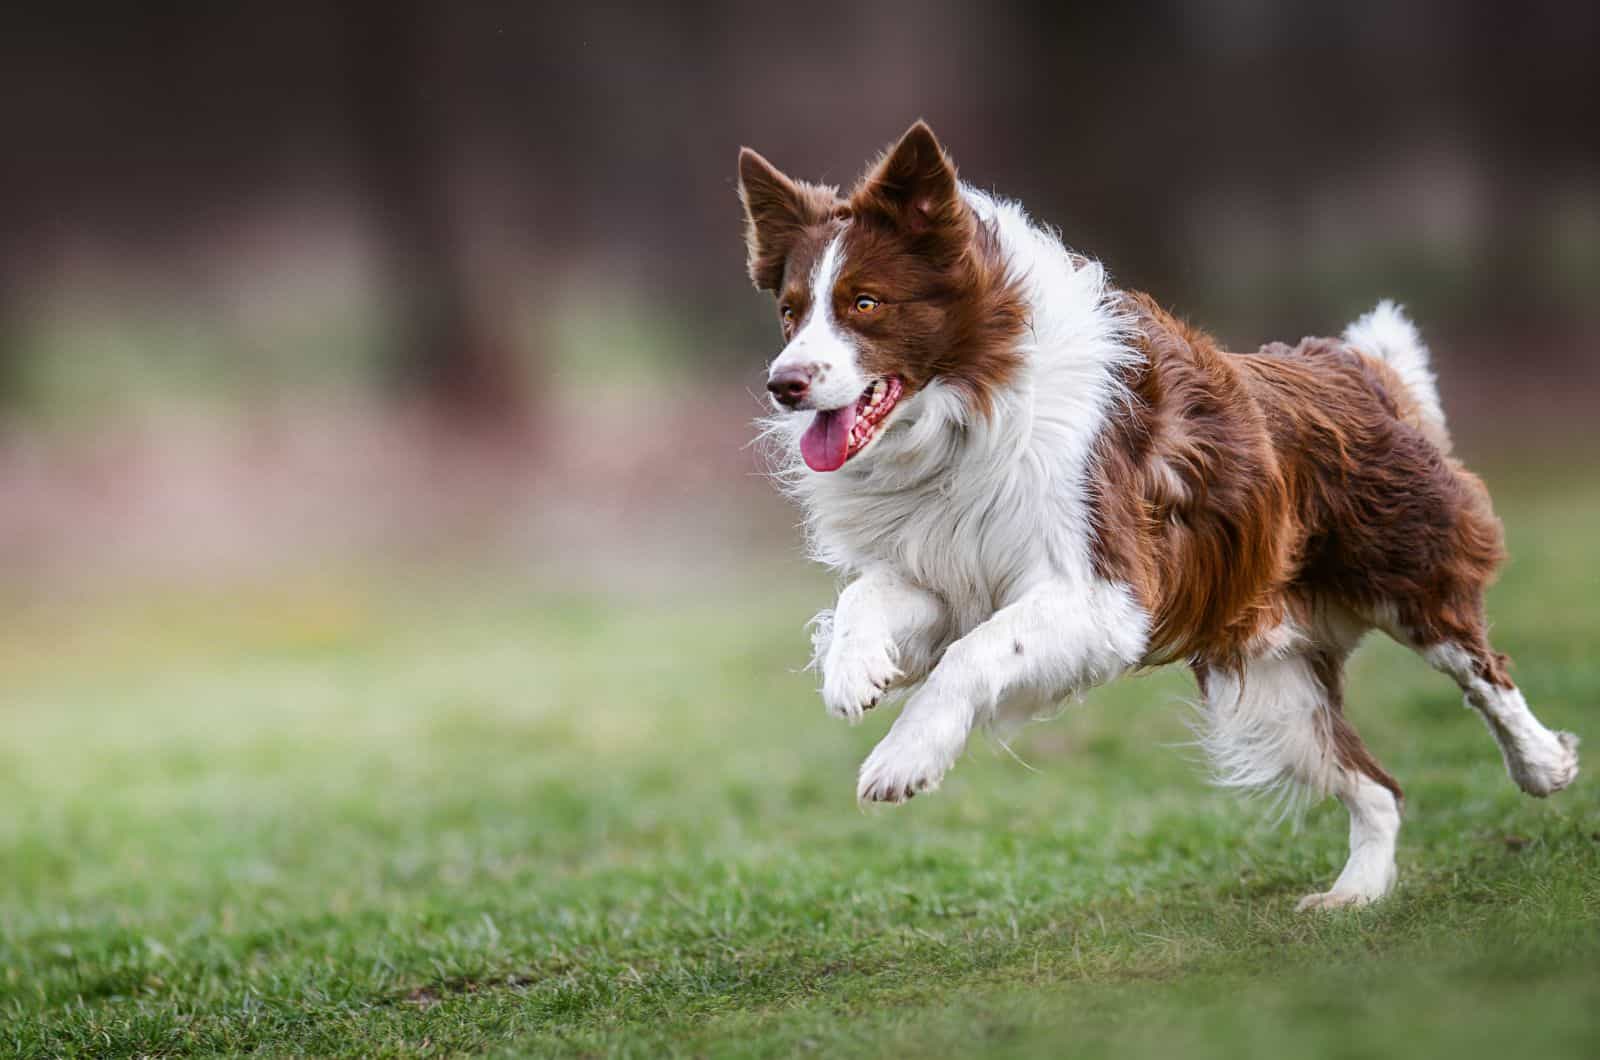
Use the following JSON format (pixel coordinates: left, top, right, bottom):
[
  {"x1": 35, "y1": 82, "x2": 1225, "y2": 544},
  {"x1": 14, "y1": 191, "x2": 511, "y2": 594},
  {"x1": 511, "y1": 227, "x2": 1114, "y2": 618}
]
[{"x1": 1343, "y1": 300, "x2": 1446, "y2": 429}]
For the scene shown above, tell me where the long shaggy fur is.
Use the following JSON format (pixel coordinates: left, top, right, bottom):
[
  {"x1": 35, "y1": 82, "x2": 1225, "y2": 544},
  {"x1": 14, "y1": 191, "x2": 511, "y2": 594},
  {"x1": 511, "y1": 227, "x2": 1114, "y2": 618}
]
[{"x1": 738, "y1": 121, "x2": 1578, "y2": 908}]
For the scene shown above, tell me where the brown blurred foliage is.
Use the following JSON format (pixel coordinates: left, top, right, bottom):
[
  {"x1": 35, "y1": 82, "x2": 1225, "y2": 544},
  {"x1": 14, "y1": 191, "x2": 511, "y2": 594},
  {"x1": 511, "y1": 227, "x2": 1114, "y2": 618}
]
[{"x1": 1, "y1": 1, "x2": 1596, "y2": 424}]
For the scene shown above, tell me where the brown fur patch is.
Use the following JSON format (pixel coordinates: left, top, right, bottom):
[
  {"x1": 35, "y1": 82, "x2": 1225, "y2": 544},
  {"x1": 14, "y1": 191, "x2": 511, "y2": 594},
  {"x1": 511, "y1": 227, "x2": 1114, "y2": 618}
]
[
  {"x1": 1357, "y1": 351, "x2": 1455, "y2": 454},
  {"x1": 740, "y1": 123, "x2": 1027, "y2": 413},
  {"x1": 832, "y1": 202, "x2": 1026, "y2": 413},
  {"x1": 1089, "y1": 292, "x2": 1509, "y2": 680},
  {"x1": 737, "y1": 147, "x2": 842, "y2": 294},
  {"x1": 1088, "y1": 294, "x2": 1295, "y2": 668},
  {"x1": 1311, "y1": 647, "x2": 1404, "y2": 803}
]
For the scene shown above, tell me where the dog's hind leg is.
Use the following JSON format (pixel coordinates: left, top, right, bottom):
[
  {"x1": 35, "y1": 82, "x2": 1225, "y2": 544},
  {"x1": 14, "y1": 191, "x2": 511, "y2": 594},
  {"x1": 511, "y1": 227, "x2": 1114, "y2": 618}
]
[
  {"x1": 1199, "y1": 638, "x2": 1403, "y2": 910},
  {"x1": 1363, "y1": 461, "x2": 1580, "y2": 795},
  {"x1": 1406, "y1": 612, "x2": 1579, "y2": 798}
]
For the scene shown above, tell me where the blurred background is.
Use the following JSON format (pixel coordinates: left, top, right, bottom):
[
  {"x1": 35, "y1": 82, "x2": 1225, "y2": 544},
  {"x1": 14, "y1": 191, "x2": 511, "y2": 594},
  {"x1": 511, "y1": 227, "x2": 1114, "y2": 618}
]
[{"x1": 1, "y1": 0, "x2": 1596, "y2": 600}]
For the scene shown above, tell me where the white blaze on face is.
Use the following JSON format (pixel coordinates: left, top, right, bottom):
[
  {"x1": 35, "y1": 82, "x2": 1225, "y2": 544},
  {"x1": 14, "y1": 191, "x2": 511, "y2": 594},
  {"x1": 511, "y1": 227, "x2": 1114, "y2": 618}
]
[{"x1": 767, "y1": 231, "x2": 868, "y2": 411}]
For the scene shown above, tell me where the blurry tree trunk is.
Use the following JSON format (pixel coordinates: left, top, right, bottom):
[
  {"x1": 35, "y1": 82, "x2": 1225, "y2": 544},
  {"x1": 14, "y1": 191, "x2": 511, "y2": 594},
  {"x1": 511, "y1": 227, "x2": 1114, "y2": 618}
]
[{"x1": 339, "y1": 0, "x2": 533, "y2": 437}]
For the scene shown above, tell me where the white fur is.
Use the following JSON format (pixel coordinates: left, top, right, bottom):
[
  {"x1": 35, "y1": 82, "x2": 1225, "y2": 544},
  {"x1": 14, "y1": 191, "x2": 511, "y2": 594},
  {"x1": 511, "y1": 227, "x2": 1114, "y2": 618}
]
[
  {"x1": 818, "y1": 565, "x2": 947, "y2": 723},
  {"x1": 857, "y1": 580, "x2": 1148, "y2": 803},
  {"x1": 1198, "y1": 651, "x2": 1346, "y2": 812},
  {"x1": 1343, "y1": 300, "x2": 1447, "y2": 430},
  {"x1": 1199, "y1": 621, "x2": 1402, "y2": 909},
  {"x1": 1297, "y1": 774, "x2": 1401, "y2": 910},
  {"x1": 764, "y1": 188, "x2": 1150, "y2": 800},
  {"x1": 766, "y1": 232, "x2": 867, "y2": 411},
  {"x1": 1424, "y1": 643, "x2": 1579, "y2": 796}
]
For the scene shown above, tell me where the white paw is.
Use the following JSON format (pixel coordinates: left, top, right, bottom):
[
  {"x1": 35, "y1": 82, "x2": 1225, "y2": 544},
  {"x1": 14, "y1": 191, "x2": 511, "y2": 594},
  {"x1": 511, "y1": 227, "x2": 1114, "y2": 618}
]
[
  {"x1": 822, "y1": 639, "x2": 899, "y2": 723},
  {"x1": 855, "y1": 714, "x2": 966, "y2": 805},
  {"x1": 1508, "y1": 730, "x2": 1580, "y2": 797},
  {"x1": 1296, "y1": 889, "x2": 1380, "y2": 912},
  {"x1": 856, "y1": 739, "x2": 945, "y2": 804},
  {"x1": 1296, "y1": 858, "x2": 1396, "y2": 912}
]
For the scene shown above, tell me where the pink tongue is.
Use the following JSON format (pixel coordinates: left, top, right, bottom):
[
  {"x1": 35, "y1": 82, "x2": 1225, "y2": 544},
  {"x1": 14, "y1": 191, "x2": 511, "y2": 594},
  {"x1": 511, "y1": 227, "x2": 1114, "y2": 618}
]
[{"x1": 800, "y1": 404, "x2": 858, "y2": 472}]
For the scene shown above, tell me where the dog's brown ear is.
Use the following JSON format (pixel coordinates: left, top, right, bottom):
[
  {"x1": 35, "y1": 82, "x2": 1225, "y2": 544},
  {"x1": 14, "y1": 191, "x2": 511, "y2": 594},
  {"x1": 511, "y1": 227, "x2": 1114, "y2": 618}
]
[
  {"x1": 855, "y1": 120, "x2": 967, "y2": 239},
  {"x1": 738, "y1": 148, "x2": 835, "y2": 292}
]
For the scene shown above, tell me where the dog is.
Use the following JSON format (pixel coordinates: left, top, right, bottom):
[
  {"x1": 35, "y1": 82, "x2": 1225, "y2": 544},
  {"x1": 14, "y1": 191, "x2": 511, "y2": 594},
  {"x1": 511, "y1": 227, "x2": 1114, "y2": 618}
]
[{"x1": 737, "y1": 121, "x2": 1578, "y2": 908}]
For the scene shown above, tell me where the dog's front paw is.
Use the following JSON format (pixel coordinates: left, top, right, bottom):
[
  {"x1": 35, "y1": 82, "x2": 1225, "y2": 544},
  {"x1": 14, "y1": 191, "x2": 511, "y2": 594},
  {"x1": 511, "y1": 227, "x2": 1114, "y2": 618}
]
[
  {"x1": 822, "y1": 639, "x2": 899, "y2": 723},
  {"x1": 856, "y1": 718, "x2": 962, "y2": 804}
]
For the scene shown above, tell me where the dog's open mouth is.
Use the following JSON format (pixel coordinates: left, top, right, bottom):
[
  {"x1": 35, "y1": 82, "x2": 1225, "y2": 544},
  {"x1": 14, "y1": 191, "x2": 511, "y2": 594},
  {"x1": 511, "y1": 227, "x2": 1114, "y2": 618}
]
[{"x1": 799, "y1": 376, "x2": 904, "y2": 472}]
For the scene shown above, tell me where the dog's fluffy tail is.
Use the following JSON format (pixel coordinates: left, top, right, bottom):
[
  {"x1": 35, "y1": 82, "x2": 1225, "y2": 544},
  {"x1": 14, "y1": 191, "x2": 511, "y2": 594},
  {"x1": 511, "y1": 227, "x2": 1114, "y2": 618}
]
[{"x1": 1343, "y1": 300, "x2": 1449, "y2": 441}]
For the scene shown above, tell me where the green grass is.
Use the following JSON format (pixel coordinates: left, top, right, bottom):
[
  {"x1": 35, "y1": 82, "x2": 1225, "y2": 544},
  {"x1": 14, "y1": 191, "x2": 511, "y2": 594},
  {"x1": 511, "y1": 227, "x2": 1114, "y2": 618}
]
[{"x1": 2, "y1": 475, "x2": 1598, "y2": 1058}]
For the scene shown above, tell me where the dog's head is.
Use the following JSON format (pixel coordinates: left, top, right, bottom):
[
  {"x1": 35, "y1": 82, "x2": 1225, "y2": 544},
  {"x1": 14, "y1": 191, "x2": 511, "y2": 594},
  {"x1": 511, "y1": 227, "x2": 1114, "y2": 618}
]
[{"x1": 738, "y1": 121, "x2": 1025, "y2": 472}]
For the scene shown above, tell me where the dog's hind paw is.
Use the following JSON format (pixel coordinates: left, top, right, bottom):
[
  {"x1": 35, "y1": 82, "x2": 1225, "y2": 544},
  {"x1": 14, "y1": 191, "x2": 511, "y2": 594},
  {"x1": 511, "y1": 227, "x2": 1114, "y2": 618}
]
[
  {"x1": 1296, "y1": 890, "x2": 1380, "y2": 912},
  {"x1": 1508, "y1": 729, "x2": 1579, "y2": 797}
]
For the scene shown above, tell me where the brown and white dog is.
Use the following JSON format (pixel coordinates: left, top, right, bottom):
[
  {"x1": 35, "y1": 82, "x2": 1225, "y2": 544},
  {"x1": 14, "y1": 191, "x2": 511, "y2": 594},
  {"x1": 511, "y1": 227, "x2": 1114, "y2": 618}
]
[{"x1": 738, "y1": 121, "x2": 1578, "y2": 908}]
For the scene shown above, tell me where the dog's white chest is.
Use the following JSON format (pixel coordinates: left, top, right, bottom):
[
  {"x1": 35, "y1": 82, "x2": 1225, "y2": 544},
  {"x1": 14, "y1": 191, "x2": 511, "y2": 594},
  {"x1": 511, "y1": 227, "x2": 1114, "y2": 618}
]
[{"x1": 818, "y1": 465, "x2": 1093, "y2": 637}]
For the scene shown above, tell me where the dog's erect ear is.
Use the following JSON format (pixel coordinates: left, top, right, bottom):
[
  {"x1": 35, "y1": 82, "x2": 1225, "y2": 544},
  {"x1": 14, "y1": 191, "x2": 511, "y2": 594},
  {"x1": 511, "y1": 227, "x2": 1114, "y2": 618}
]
[
  {"x1": 855, "y1": 120, "x2": 966, "y2": 237},
  {"x1": 738, "y1": 148, "x2": 834, "y2": 292}
]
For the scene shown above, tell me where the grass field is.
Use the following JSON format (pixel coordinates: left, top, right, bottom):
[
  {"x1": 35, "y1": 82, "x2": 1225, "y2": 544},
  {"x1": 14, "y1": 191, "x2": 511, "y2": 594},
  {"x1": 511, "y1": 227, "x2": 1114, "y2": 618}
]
[{"x1": 2, "y1": 473, "x2": 1597, "y2": 1058}]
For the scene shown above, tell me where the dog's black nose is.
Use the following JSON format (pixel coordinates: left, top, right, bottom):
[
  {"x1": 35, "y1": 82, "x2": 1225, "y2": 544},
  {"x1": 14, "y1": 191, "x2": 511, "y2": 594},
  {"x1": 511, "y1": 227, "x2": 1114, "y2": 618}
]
[{"x1": 767, "y1": 365, "x2": 816, "y2": 408}]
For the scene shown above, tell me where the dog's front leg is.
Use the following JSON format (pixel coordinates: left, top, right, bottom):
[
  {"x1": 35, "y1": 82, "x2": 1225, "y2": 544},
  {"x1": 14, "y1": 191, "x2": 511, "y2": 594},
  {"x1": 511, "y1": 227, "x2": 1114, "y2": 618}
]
[
  {"x1": 817, "y1": 566, "x2": 948, "y2": 722},
  {"x1": 857, "y1": 581, "x2": 1147, "y2": 803}
]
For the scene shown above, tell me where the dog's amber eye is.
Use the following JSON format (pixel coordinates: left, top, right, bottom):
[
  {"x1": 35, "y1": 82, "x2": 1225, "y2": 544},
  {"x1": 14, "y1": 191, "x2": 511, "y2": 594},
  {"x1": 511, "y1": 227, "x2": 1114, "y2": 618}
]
[
  {"x1": 780, "y1": 305, "x2": 796, "y2": 325},
  {"x1": 853, "y1": 295, "x2": 881, "y2": 313}
]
